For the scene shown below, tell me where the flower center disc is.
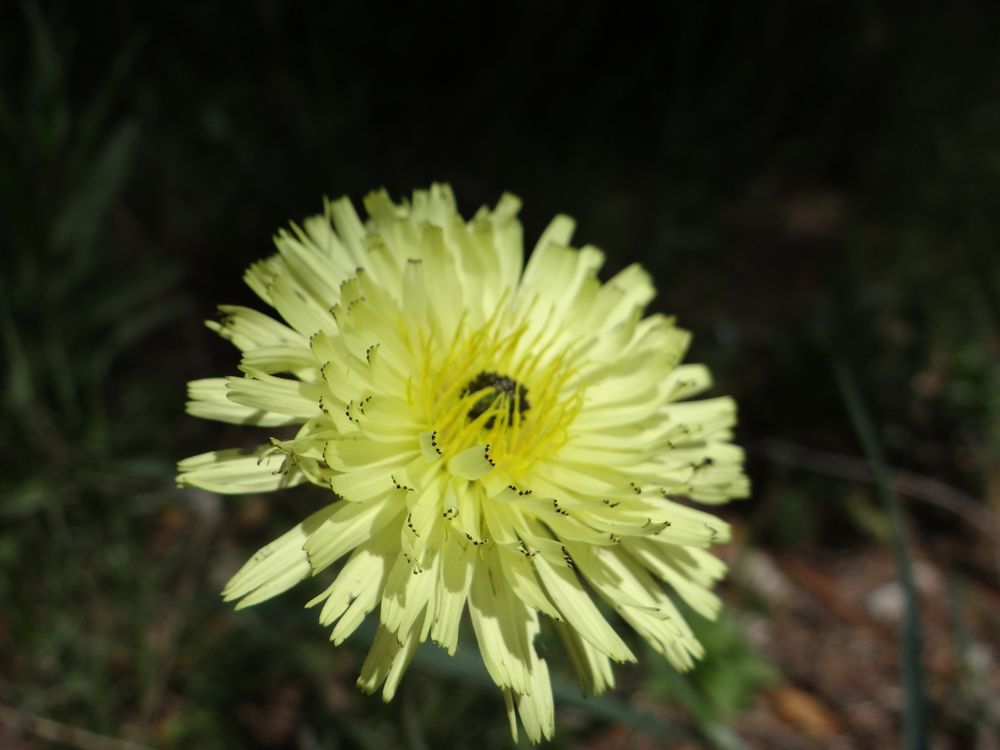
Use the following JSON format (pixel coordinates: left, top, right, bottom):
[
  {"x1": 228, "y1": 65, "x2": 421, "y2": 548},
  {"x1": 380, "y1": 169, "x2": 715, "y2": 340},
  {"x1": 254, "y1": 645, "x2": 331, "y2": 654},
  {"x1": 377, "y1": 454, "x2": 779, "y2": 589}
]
[
  {"x1": 415, "y1": 310, "x2": 584, "y2": 478},
  {"x1": 461, "y1": 371, "x2": 530, "y2": 429}
]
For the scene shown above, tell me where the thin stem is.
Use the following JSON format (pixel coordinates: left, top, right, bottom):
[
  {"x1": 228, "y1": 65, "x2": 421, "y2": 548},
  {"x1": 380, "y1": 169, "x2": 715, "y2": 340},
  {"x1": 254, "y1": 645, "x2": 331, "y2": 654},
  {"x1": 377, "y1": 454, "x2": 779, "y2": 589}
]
[{"x1": 833, "y1": 357, "x2": 928, "y2": 750}]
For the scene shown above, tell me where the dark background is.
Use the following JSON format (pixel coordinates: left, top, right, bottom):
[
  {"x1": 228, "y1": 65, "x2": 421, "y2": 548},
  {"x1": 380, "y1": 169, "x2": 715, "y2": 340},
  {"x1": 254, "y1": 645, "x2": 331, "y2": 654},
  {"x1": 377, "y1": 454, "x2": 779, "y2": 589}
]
[{"x1": 1, "y1": 2, "x2": 997, "y2": 748}]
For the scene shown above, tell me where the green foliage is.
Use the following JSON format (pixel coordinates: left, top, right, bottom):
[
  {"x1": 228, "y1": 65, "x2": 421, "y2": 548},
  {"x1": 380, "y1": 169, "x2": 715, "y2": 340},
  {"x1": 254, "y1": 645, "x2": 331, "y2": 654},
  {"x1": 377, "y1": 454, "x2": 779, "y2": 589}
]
[
  {"x1": 0, "y1": 2, "x2": 188, "y2": 743},
  {"x1": 0, "y1": 3, "x2": 184, "y2": 474},
  {"x1": 689, "y1": 614, "x2": 780, "y2": 721},
  {"x1": 642, "y1": 610, "x2": 778, "y2": 749}
]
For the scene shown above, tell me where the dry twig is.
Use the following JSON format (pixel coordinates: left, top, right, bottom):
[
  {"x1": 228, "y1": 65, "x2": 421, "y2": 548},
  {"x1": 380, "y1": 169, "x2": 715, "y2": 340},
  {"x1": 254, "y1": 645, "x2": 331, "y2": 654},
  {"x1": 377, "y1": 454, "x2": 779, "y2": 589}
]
[
  {"x1": 0, "y1": 704, "x2": 154, "y2": 750},
  {"x1": 758, "y1": 439, "x2": 998, "y2": 543}
]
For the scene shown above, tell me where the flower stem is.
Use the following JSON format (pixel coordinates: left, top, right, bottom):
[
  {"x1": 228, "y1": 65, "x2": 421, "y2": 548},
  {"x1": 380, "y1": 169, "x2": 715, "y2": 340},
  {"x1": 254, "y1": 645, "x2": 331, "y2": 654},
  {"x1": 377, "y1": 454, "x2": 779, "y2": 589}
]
[{"x1": 833, "y1": 357, "x2": 928, "y2": 750}]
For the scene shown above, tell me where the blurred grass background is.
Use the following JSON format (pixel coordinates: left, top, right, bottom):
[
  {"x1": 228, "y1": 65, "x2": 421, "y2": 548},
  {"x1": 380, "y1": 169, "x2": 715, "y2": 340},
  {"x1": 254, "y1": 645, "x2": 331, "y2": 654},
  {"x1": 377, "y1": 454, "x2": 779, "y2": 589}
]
[{"x1": 1, "y1": 2, "x2": 997, "y2": 748}]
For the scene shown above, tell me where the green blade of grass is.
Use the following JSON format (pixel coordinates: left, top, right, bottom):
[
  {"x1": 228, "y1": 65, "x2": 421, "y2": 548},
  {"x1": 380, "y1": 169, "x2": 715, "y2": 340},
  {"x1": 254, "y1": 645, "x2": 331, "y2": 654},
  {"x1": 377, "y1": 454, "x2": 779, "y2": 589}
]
[
  {"x1": 833, "y1": 358, "x2": 928, "y2": 750},
  {"x1": 50, "y1": 121, "x2": 138, "y2": 261}
]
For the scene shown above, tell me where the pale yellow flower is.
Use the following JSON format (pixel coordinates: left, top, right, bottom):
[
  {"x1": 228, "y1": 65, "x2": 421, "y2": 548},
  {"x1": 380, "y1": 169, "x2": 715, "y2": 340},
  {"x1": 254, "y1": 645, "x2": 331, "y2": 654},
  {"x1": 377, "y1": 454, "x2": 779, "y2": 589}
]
[{"x1": 178, "y1": 185, "x2": 749, "y2": 741}]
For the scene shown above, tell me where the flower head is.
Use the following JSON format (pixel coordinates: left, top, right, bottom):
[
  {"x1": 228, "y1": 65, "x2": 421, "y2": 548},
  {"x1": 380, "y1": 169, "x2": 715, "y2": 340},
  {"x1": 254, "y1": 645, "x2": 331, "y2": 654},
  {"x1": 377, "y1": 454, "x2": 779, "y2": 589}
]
[{"x1": 179, "y1": 185, "x2": 749, "y2": 741}]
